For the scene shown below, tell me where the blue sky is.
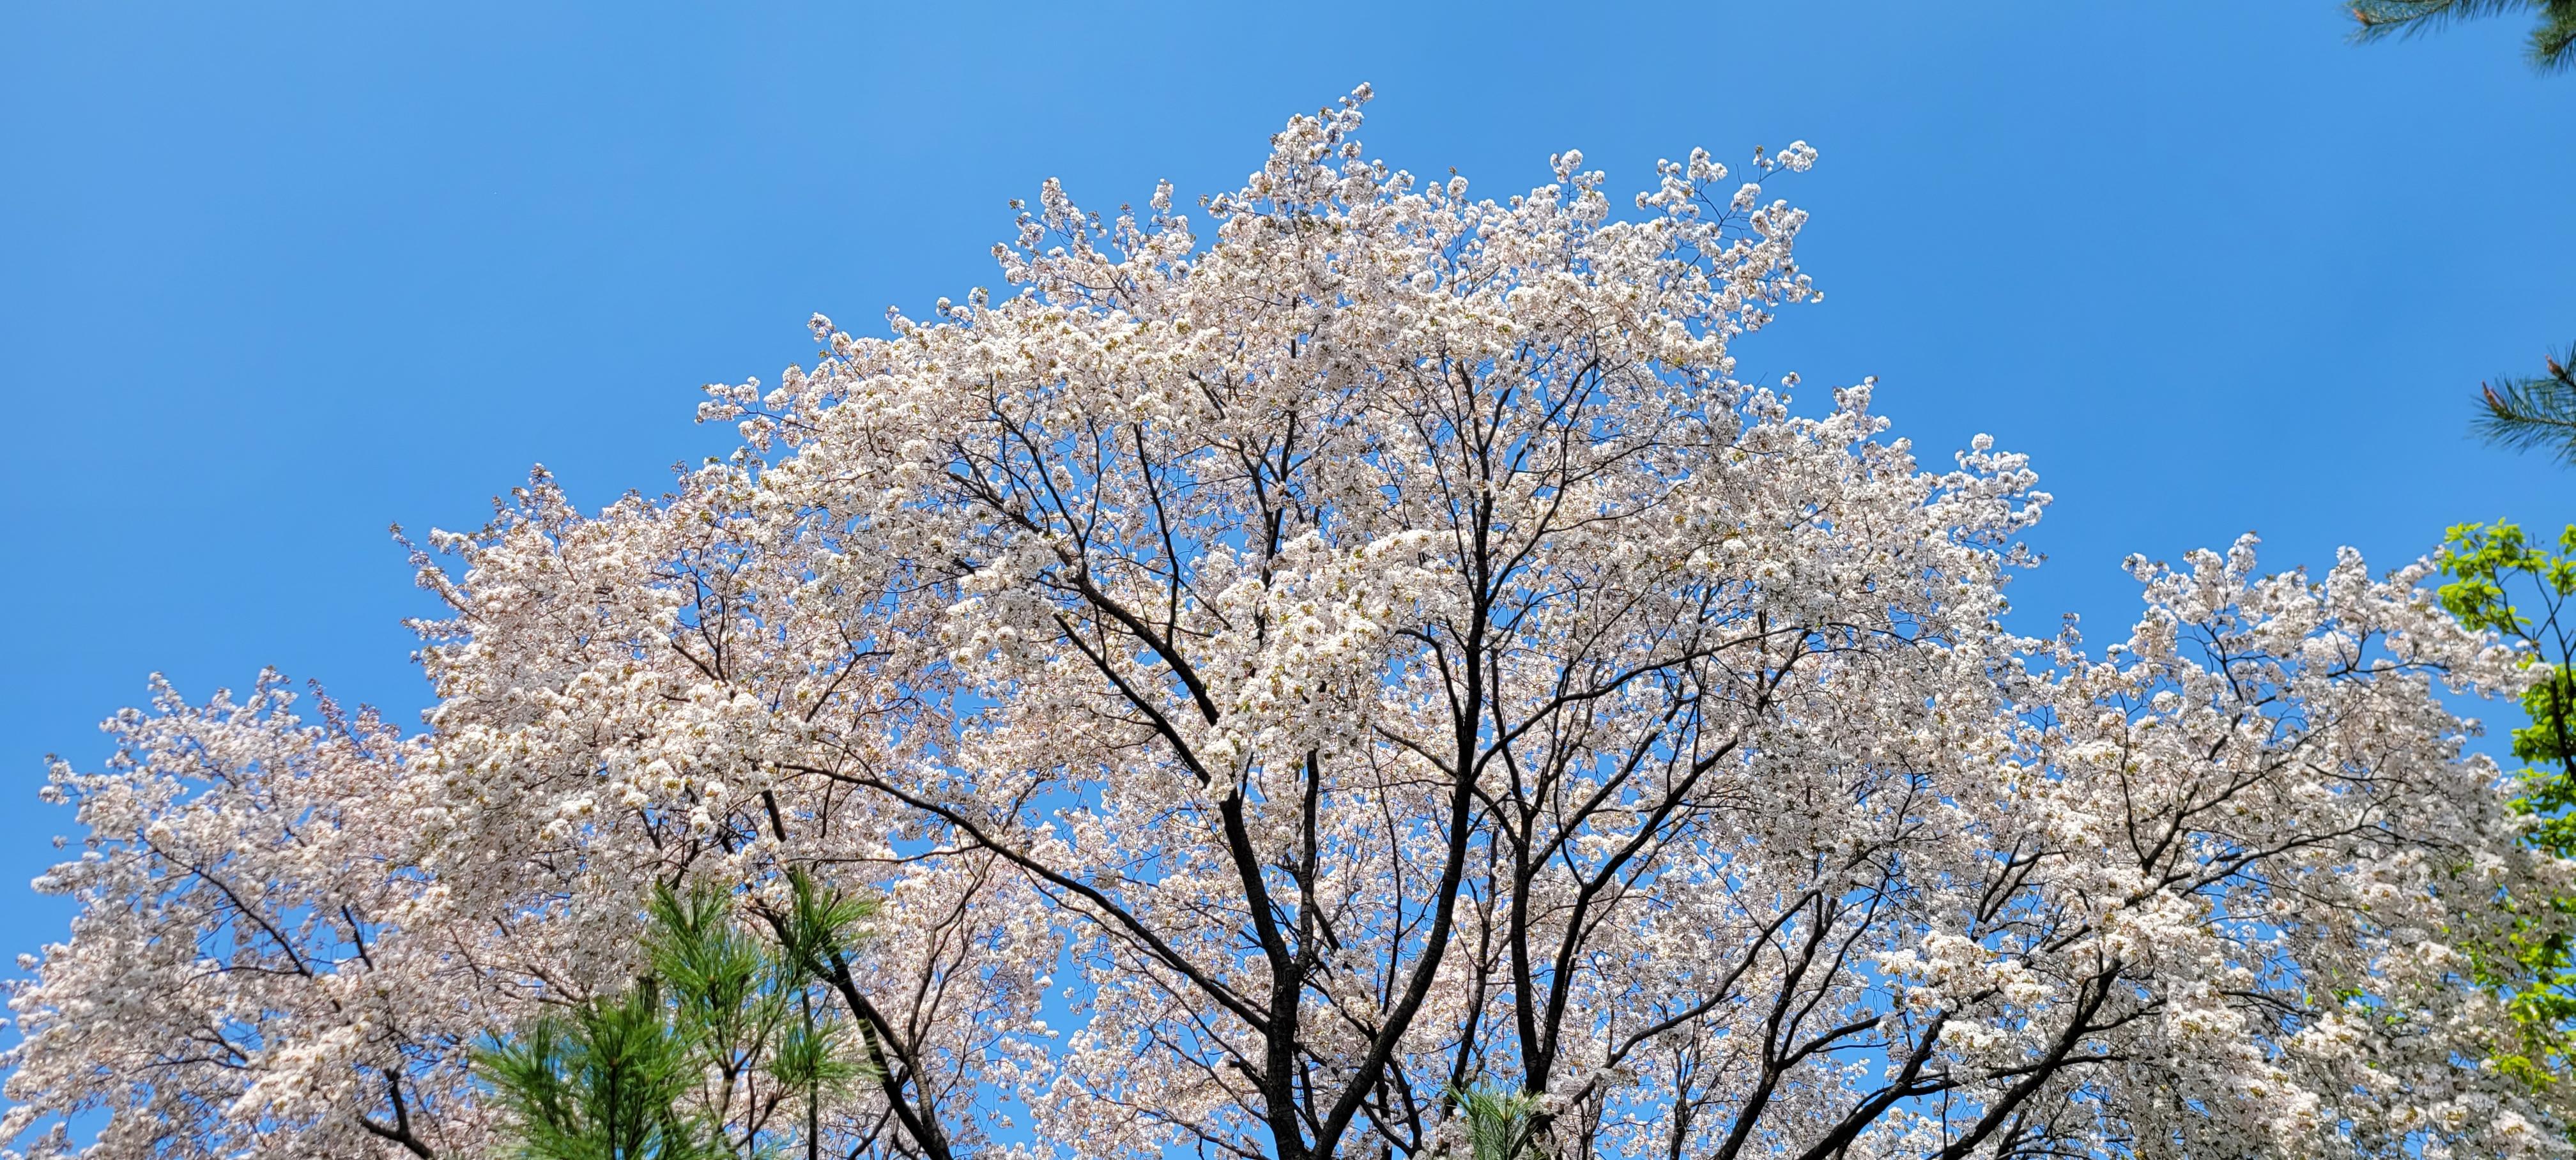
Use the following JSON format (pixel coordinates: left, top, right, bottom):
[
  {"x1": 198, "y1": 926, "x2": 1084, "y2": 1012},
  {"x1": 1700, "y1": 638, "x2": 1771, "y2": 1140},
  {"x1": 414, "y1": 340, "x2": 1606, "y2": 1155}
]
[{"x1": 1, "y1": 0, "x2": 2570, "y2": 994}]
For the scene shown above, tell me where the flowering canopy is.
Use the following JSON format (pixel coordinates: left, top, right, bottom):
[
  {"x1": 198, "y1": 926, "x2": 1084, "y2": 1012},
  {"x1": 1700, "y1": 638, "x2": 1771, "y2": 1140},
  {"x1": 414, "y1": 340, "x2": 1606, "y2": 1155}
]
[{"x1": 6, "y1": 88, "x2": 2566, "y2": 1160}]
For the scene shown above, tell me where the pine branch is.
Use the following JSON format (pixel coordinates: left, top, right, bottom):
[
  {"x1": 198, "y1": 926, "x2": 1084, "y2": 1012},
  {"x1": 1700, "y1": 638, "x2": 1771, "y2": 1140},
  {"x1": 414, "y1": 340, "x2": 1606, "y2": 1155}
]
[
  {"x1": 2352, "y1": 0, "x2": 2540, "y2": 40},
  {"x1": 2475, "y1": 343, "x2": 2576, "y2": 466},
  {"x1": 2348, "y1": 0, "x2": 2576, "y2": 70},
  {"x1": 2533, "y1": 0, "x2": 2576, "y2": 70}
]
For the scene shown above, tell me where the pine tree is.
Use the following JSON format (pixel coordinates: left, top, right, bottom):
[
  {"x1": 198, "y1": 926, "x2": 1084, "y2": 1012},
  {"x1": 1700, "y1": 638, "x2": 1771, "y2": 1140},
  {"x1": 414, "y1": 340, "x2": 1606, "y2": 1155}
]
[
  {"x1": 2350, "y1": 0, "x2": 2576, "y2": 72},
  {"x1": 473, "y1": 982, "x2": 723, "y2": 1160},
  {"x1": 1449, "y1": 1083, "x2": 1544, "y2": 1160},
  {"x1": 474, "y1": 876, "x2": 875, "y2": 1159}
]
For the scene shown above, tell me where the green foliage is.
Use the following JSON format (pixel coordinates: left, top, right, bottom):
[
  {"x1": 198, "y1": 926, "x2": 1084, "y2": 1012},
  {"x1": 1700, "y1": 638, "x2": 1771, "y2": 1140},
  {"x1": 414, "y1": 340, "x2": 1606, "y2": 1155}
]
[
  {"x1": 2437, "y1": 520, "x2": 2576, "y2": 1087},
  {"x1": 2438, "y1": 521, "x2": 2576, "y2": 789},
  {"x1": 1452, "y1": 1083, "x2": 1545, "y2": 1160},
  {"x1": 2349, "y1": 0, "x2": 2576, "y2": 73},
  {"x1": 475, "y1": 876, "x2": 877, "y2": 1159}
]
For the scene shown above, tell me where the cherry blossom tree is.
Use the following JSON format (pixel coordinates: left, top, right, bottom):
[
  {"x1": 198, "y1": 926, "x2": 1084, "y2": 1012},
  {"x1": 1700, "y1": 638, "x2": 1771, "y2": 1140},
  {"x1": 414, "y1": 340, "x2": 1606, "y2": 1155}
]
[{"x1": 8, "y1": 88, "x2": 2568, "y2": 1160}]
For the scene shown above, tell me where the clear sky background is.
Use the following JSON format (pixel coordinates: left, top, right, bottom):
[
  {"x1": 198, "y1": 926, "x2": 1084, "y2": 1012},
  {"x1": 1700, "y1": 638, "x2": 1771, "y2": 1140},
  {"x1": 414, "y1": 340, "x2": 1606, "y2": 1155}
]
[{"x1": 1, "y1": 0, "x2": 2570, "y2": 1028}]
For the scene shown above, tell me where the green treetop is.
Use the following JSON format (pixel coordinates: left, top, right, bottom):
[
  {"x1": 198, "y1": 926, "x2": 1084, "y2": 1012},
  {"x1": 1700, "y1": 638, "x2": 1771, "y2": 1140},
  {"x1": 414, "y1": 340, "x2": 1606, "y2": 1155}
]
[{"x1": 2437, "y1": 521, "x2": 2576, "y2": 1086}]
